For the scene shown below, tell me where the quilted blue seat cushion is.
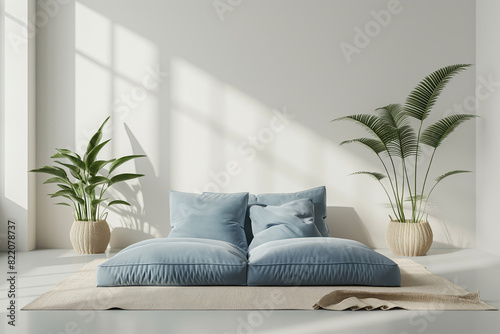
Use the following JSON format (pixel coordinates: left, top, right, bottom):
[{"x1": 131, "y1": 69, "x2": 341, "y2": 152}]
[
  {"x1": 246, "y1": 186, "x2": 330, "y2": 244},
  {"x1": 247, "y1": 237, "x2": 400, "y2": 286},
  {"x1": 168, "y1": 191, "x2": 249, "y2": 250},
  {"x1": 96, "y1": 238, "x2": 247, "y2": 286},
  {"x1": 249, "y1": 198, "x2": 321, "y2": 250}
]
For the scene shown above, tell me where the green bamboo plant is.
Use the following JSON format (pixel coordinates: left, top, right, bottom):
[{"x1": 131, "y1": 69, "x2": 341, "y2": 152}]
[
  {"x1": 30, "y1": 117, "x2": 146, "y2": 221},
  {"x1": 333, "y1": 64, "x2": 476, "y2": 223}
]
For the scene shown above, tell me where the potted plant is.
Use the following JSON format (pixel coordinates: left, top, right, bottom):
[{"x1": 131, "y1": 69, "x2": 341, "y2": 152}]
[
  {"x1": 333, "y1": 64, "x2": 476, "y2": 256},
  {"x1": 31, "y1": 117, "x2": 146, "y2": 254}
]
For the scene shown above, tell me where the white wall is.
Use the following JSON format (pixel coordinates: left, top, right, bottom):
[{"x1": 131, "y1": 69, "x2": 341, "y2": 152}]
[
  {"x1": 476, "y1": 0, "x2": 500, "y2": 256},
  {"x1": 0, "y1": 0, "x2": 36, "y2": 252},
  {"x1": 36, "y1": 0, "x2": 476, "y2": 249}
]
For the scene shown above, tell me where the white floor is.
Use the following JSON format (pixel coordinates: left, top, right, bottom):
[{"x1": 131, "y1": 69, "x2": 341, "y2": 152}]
[{"x1": 1, "y1": 248, "x2": 499, "y2": 334}]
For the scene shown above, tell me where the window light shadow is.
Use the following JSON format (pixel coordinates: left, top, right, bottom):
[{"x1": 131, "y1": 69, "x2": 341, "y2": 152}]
[{"x1": 169, "y1": 57, "x2": 377, "y2": 197}]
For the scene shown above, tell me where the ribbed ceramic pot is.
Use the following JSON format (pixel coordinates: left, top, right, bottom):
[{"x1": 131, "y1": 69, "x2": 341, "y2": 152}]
[
  {"x1": 69, "y1": 220, "x2": 111, "y2": 254},
  {"x1": 385, "y1": 220, "x2": 433, "y2": 256}
]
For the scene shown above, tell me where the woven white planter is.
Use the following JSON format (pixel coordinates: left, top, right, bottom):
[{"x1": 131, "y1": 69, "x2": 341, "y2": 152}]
[
  {"x1": 69, "y1": 220, "x2": 111, "y2": 254},
  {"x1": 385, "y1": 220, "x2": 433, "y2": 256}
]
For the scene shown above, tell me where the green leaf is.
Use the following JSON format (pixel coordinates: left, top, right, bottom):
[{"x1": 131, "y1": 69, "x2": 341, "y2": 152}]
[
  {"x1": 57, "y1": 184, "x2": 73, "y2": 192},
  {"x1": 54, "y1": 161, "x2": 83, "y2": 179},
  {"x1": 30, "y1": 166, "x2": 69, "y2": 180},
  {"x1": 109, "y1": 173, "x2": 144, "y2": 185},
  {"x1": 55, "y1": 202, "x2": 73, "y2": 207},
  {"x1": 71, "y1": 196, "x2": 85, "y2": 206},
  {"x1": 341, "y1": 138, "x2": 386, "y2": 155},
  {"x1": 107, "y1": 200, "x2": 131, "y2": 207},
  {"x1": 85, "y1": 139, "x2": 111, "y2": 169},
  {"x1": 87, "y1": 131, "x2": 103, "y2": 155},
  {"x1": 377, "y1": 104, "x2": 418, "y2": 159},
  {"x1": 108, "y1": 155, "x2": 146, "y2": 174},
  {"x1": 88, "y1": 176, "x2": 109, "y2": 185},
  {"x1": 60, "y1": 153, "x2": 86, "y2": 171},
  {"x1": 43, "y1": 177, "x2": 72, "y2": 186},
  {"x1": 89, "y1": 159, "x2": 114, "y2": 176},
  {"x1": 377, "y1": 104, "x2": 408, "y2": 128},
  {"x1": 86, "y1": 116, "x2": 110, "y2": 155},
  {"x1": 50, "y1": 189, "x2": 84, "y2": 205},
  {"x1": 74, "y1": 182, "x2": 84, "y2": 197},
  {"x1": 69, "y1": 170, "x2": 82, "y2": 181},
  {"x1": 84, "y1": 183, "x2": 101, "y2": 196},
  {"x1": 405, "y1": 64, "x2": 471, "y2": 121},
  {"x1": 332, "y1": 114, "x2": 396, "y2": 145},
  {"x1": 49, "y1": 189, "x2": 85, "y2": 205},
  {"x1": 91, "y1": 198, "x2": 107, "y2": 208},
  {"x1": 50, "y1": 153, "x2": 66, "y2": 159},
  {"x1": 420, "y1": 114, "x2": 477, "y2": 148},
  {"x1": 50, "y1": 189, "x2": 77, "y2": 198},
  {"x1": 388, "y1": 125, "x2": 419, "y2": 159},
  {"x1": 56, "y1": 149, "x2": 82, "y2": 160},
  {"x1": 350, "y1": 171, "x2": 387, "y2": 181},
  {"x1": 435, "y1": 170, "x2": 470, "y2": 183}
]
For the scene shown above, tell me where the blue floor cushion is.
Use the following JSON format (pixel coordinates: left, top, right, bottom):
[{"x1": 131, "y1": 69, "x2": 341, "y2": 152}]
[
  {"x1": 168, "y1": 191, "x2": 249, "y2": 250},
  {"x1": 247, "y1": 237, "x2": 401, "y2": 286},
  {"x1": 246, "y1": 186, "x2": 330, "y2": 244},
  {"x1": 249, "y1": 198, "x2": 322, "y2": 250},
  {"x1": 97, "y1": 238, "x2": 247, "y2": 286}
]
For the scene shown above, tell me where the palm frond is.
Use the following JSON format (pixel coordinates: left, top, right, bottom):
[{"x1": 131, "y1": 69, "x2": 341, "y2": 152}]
[
  {"x1": 340, "y1": 138, "x2": 386, "y2": 155},
  {"x1": 350, "y1": 171, "x2": 387, "y2": 181},
  {"x1": 436, "y1": 170, "x2": 470, "y2": 183},
  {"x1": 333, "y1": 114, "x2": 396, "y2": 144},
  {"x1": 387, "y1": 124, "x2": 419, "y2": 159},
  {"x1": 377, "y1": 104, "x2": 409, "y2": 128},
  {"x1": 333, "y1": 64, "x2": 473, "y2": 227},
  {"x1": 377, "y1": 104, "x2": 416, "y2": 158},
  {"x1": 420, "y1": 114, "x2": 477, "y2": 148},
  {"x1": 405, "y1": 64, "x2": 471, "y2": 121}
]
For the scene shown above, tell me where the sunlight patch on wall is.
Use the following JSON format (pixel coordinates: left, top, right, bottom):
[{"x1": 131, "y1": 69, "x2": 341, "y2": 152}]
[
  {"x1": 75, "y1": 1, "x2": 112, "y2": 155},
  {"x1": 75, "y1": 2, "x2": 161, "y2": 240},
  {"x1": 169, "y1": 58, "x2": 378, "y2": 201},
  {"x1": 170, "y1": 57, "x2": 269, "y2": 192},
  {"x1": 113, "y1": 24, "x2": 158, "y2": 83},
  {"x1": 75, "y1": 3, "x2": 160, "y2": 176},
  {"x1": 3, "y1": 0, "x2": 29, "y2": 209},
  {"x1": 74, "y1": 54, "x2": 112, "y2": 153},
  {"x1": 75, "y1": 2, "x2": 110, "y2": 67},
  {"x1": 112, "y1": 24, "x2": 160, "y2": 176}
]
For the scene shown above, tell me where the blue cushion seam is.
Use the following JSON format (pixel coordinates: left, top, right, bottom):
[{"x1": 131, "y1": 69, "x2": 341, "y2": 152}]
[
  {"x1": 248, "y1": 262, "x2": 398, "y2": 266},
  {"x1": 100, "y1": 263, "x2": 247, "y2": 267}
]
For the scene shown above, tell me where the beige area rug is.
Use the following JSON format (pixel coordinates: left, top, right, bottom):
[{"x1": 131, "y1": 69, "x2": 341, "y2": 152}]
[{"x1": 23, "y1": 258, "x2": 496, "y2": 311}]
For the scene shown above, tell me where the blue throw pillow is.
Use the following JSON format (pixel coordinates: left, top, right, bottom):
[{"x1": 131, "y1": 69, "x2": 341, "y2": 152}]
[
  {"x1": 247, "y1": 237, "x2": 401, "y2": 286},
  {"x1": 249, "y1": 198, "x2": 321, "y2": 250},
  {"x1": 168, "y1": 191, "x2": 249, "y2": 250},
  {"x1": 245, "y1": 186, "x2": 330, "y2": 243},
  {"x1": 97, "y1": 238, "x2": 247, "y2": 286}
]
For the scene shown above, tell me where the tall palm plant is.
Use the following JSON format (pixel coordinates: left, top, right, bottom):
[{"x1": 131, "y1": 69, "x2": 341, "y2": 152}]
[
  {"x1": 31, "y1": 117, "x2": 146, "y2": 221},
  {"x1": 333, "y1": 64, "x2": 476, "y2": 223}
]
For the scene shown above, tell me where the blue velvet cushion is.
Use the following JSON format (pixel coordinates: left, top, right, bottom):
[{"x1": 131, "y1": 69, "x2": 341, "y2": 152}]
[
  {"x1": 246, "y1": 186, "x2": 329, "y2": 243},
  {"x1": 249, "y1": 198, "x2": 321, "y2": 250},
  {"x1": 97, "y1": 238, "x2": 247, "y2": 286},
  {"x1": 168, "y1": 191, "x2": 249, "y2": 250},
  {"x1": 247, "y1": 237, "x2": 401, "y2": 286}
]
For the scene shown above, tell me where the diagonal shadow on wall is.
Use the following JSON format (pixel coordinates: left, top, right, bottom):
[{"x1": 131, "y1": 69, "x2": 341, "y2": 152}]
[
  {"x1": 326, "y1": 206, "x2": 373, "y2": 247},
  {"x1": 107, "y1": 124, "x2": 168, "y2": 249}
]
